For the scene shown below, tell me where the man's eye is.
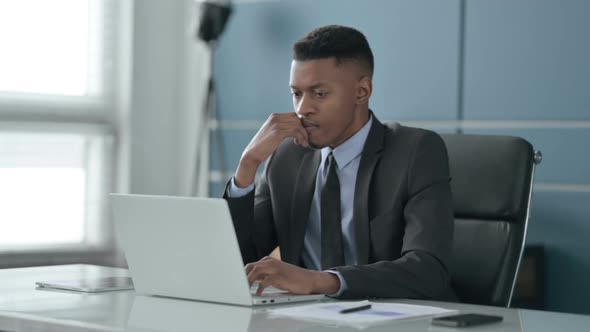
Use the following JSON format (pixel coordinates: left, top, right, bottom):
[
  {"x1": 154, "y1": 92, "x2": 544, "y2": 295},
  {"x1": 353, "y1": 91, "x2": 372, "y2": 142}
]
[
  {"x1": 291, "y1": 91, "x2": 302, "y2": 98},
  {"x1": 314, "y1": 91, "x2": 327, "y2": 98}
]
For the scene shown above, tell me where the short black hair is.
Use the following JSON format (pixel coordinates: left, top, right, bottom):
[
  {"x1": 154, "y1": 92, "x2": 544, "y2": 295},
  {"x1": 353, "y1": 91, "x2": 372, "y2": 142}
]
[{"x1": 292, "y1": 25, "x2": 374, "y2": 76}]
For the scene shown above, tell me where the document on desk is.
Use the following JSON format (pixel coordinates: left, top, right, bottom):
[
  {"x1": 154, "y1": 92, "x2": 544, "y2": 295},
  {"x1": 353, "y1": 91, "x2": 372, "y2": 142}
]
[{"x1": 269, "y1": 300, "x2": 456, "y2": 328}]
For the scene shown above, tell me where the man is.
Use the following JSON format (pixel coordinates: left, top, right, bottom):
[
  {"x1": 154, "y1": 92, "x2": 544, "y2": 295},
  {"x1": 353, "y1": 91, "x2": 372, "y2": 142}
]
[{"x1": 224, "y1": 25, "x2": 456, "y2": 301}]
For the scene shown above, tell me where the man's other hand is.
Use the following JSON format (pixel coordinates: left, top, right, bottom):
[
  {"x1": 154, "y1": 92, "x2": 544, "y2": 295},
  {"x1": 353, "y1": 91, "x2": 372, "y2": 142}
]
[
  {"x1": 234, "y1": 113, "x2": 308, "y2": 188},
  {"x1": 245, "y1": 256, "x2": 340, "y2": 296}
]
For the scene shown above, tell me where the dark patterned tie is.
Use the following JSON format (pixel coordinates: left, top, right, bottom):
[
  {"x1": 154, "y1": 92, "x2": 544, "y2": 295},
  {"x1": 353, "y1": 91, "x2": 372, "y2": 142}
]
[{"x1": 321, "y1": 152, "x2": 345, "y2": 269}]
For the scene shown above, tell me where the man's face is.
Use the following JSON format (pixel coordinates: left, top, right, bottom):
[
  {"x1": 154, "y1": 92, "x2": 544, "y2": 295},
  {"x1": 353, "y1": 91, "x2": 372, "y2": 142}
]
[{"x1": 289, "y1": 58, "x2": 368, "y2": 149}]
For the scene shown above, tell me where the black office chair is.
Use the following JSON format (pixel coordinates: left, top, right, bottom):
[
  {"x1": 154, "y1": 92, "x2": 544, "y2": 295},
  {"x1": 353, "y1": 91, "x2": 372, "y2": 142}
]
[{"x1": 441, "y1": 134, "x2": 542, "y2": 307}]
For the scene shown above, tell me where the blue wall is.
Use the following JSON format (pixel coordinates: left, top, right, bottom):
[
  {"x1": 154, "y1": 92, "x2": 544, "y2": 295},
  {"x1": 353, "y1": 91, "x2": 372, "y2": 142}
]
[
  {"x1": 462, "y1": 0, "x2": 590, "y2": 314},
  {"x1": 210, "y1": 0, "x2": 590, "y2": 314}
]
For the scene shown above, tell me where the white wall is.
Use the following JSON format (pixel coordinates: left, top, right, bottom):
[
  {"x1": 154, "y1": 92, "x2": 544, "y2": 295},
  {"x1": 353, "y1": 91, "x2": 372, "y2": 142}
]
[
  {"x1": 127, "y1": 0, "x2": 209, "y2": 196},
  {"x1": 106, "y1": 0, "x2": 210, "y2": 267}
]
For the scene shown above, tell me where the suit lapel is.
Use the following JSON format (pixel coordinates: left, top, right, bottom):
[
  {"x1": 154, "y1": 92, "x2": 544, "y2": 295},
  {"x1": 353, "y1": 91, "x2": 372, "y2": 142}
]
[
  {"x1": 353, "y1": 117, "x2": 385, "y2": 265},
  {"x1": 288, "y1": 149, "x2": 321, "y2": 265}
]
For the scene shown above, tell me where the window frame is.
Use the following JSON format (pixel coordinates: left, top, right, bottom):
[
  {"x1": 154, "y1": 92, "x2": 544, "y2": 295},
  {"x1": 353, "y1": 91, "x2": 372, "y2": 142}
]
[{"x1": 0, "y1": 0, "x2": 126, "y2": 266}]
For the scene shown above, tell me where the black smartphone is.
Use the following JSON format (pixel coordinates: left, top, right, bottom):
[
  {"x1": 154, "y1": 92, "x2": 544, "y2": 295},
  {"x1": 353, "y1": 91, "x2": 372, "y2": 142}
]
[{"x1": 431, "y1": 313, "x2": 503, "y2": 327}]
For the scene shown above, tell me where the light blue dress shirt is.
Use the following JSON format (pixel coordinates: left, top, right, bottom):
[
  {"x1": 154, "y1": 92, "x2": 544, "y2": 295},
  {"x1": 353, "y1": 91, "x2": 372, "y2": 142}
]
[{"x1": 230, "y1": 115, "x2": 373, "y2": 295}]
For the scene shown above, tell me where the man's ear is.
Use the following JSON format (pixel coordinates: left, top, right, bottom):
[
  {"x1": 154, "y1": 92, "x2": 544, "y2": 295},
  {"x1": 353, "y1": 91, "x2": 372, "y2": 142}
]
[{"x1": 356, "y1": 76, "x2": 372, "y2": 105}]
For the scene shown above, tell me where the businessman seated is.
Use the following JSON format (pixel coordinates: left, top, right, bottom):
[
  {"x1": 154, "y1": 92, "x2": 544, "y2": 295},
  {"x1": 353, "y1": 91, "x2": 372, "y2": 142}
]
[{"x1": 224, "y1": 25, "x2": 457, "y2": 301}]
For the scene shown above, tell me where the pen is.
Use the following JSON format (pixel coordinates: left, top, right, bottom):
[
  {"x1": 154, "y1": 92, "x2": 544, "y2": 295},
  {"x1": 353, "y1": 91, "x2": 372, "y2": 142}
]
[{"x1": 339, "y1": 303, "x2": 372, "y2": 314}]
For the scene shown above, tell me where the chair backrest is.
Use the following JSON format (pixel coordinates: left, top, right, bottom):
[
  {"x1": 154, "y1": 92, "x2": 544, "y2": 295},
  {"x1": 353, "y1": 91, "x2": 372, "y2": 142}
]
[{"x1": 440, "y1": 134, "x2": 537, "y2": 307}]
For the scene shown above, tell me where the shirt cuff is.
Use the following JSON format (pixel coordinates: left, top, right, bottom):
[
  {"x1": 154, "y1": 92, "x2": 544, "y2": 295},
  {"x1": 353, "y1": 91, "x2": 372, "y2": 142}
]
[
  {"x1": 228, "y1": 177, "x2": 255, "y2": 198},
  {"x1": 325, "y1": 270, "x2": 348, "y2": 297}
]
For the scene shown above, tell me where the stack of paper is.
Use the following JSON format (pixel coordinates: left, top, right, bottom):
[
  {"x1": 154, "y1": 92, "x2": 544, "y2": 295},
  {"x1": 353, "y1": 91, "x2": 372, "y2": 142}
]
[{"x1": 269, "y1": 300, "x2": 456, "y2": 328}]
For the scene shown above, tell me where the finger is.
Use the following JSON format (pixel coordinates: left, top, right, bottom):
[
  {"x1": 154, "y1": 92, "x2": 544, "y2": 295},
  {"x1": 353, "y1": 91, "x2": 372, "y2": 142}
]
[
  {"x1": 298, "y1": 127, "x2": 309, "y2": 146},
  {"x1": 290, "y1": 127, "x2": 308, "y2": 147},
  {"x1": 244, "y1": 262, "x2": 255, "y2": 274},
  {"x1": 293, "y1": 134, "x2": 306, "y2": 147},
  {"x1": 297, "y1": 133, "x2": 309, "y2": 147},
  {"x1": 248, "y1": 259, "x2": 281, "y2": 285},
  {"x1": 247, "y1": 264, "x2": 270, "y2": 285},
  {"x1": 290, "y1": 119, "x2": 308, "y2": 140},
  {"x1": 256, "y1": 275, "x2": 278, "y2": 296},
  {"x1": 276, "y1": 115, "x2": 305, "y2": 131},
  {"x1": 269, "y1": 112, "x2": 299, "y2": 126},
  {"x1": 246, "y1": 264, "x2": 260, "y2": 284},
  {"x1": 286, "y1": 112, "x2": 303, "y2": 123},
  {"x1": 256, "y1": 278, "x2": 269, "y2": 296}
]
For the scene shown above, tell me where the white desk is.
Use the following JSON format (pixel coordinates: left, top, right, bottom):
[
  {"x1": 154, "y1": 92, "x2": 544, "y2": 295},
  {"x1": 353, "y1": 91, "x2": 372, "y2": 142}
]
[{"x1": 0, "y1": 264, "x2": 588, "y2": 332}]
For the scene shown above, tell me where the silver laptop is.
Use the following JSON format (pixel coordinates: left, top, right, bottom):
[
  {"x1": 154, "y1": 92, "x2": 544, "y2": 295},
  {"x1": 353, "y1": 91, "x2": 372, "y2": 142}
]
[
  {"x1": 110, "y1": 194, "x2": 325, "y2": 306},
  {"x1": 36, "y1": 276, "x2": 134, "y2": 293}
]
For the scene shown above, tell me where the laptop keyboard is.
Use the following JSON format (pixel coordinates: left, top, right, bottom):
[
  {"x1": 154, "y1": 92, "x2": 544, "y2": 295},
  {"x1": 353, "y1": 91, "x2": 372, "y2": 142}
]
[{"x1": 250, "y1": 283, "x2": 289, "y2": 296}]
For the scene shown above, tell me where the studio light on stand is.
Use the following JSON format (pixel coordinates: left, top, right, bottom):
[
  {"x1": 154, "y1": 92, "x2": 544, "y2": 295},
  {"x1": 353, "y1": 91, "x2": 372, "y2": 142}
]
[{"x1": 192, "y1": 0, "x2": 232, "y2": 196}]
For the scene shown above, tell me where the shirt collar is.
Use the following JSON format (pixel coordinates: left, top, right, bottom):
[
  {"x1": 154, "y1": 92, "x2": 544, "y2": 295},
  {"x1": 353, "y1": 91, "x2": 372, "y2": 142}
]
[{"x1": 321, "y1": 114, "x2": 373, "y2": 171}]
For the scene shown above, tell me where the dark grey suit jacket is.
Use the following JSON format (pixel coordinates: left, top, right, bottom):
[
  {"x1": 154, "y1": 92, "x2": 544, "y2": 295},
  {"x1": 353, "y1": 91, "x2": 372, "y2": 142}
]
[{"x1": 224, "y1": 116, "x2": 457, "y2": 301}]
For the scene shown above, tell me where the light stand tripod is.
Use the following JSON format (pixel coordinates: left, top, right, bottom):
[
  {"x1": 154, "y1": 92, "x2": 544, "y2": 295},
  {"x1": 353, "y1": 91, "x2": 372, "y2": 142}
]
[{"x1": 191, "y1": 0, "x2": 232, "y2": 196}]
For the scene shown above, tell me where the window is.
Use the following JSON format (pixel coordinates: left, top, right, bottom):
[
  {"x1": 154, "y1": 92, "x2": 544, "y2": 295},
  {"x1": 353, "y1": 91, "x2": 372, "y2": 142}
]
[
  {"x1": 0, "y1": 127, "x2": 113, "y2": 250},
  {"x1": 0, "y1": 0, "x2": 120, "y2": 253},
  {"x1": 0, "y1": 0, "x2": 105, "y2": 98}
]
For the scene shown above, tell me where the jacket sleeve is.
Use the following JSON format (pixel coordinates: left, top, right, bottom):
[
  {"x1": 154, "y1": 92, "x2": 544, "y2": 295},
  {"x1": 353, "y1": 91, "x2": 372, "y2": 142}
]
[
  {"x1": 332, "y1": 131, "x2": 456, "y2": 301},
  {"x1": 223, "y1": 154, "x2": 278, "y2": 264}
]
